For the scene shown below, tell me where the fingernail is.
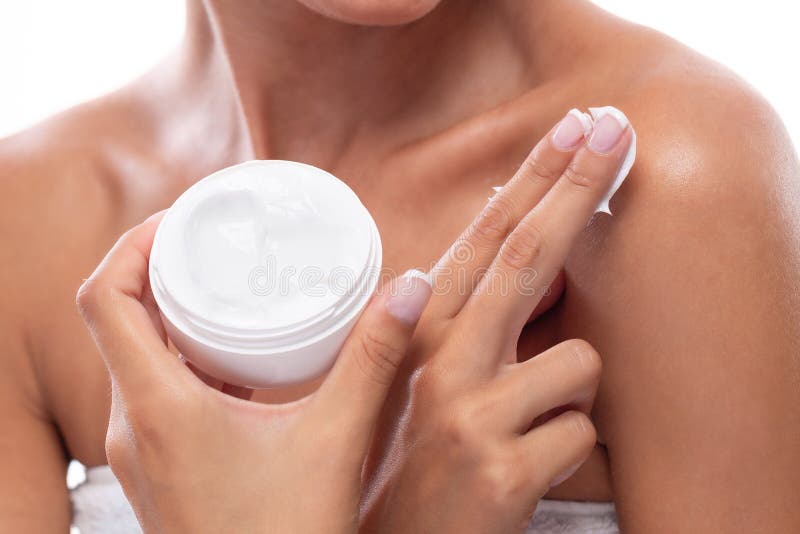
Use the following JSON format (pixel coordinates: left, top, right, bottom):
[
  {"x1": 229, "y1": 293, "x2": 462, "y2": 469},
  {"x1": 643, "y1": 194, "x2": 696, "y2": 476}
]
[
  {"x1": 549, "y1": 462, "x2": 582, "y2": 488},
  {"x1": 385, "y1": 269, "x2": 432, "y2": 324},
  {"x1": 587, "y1": 106, "x2": 628, "y2": 153},
  {"x1": 552, "y1": 109, "x2": 592, "y2": 150}
]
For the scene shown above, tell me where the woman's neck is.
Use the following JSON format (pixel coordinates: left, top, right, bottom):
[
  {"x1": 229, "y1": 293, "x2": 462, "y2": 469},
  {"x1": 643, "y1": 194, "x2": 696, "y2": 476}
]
[{"x1": 156, "y1": 0, "x2": 539, "y2": 171}]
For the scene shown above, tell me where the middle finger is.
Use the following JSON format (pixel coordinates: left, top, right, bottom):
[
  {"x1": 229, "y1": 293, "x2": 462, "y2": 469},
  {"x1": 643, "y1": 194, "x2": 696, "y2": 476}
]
[
  {"x1": 426, "y1": 108, "x2": 593, "y2": 319},
  {"x1": 462, "y1": 107, "x2": 635, "y2": 350}
]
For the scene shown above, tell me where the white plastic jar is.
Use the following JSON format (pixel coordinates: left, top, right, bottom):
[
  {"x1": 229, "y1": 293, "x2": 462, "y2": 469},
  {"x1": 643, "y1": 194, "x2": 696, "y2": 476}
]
[{"x1": 149, "y1": 160, "x2": 382, "y2": 388}]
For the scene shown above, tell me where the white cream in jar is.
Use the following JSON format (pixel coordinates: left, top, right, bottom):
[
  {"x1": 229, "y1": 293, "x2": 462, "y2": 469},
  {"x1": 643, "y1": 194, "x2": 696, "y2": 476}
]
[{"x1": 149, "y1": 160, "x2": 382, "y2": 388}]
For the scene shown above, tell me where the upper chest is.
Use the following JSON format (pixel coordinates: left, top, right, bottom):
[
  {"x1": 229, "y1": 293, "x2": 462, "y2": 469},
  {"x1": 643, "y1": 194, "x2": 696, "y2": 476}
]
[{"x1": 45, "y1": 96, "x2": 567, "y2": 464}]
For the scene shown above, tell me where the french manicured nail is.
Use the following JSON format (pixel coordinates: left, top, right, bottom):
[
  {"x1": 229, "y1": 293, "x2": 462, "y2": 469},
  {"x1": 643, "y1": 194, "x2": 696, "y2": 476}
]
[
  {"x1": 385, "y1": 269, "x2": 432, "y2": 324},
  {"x1": 587, "y1": 106, "x2": 628, "y2": 153},
  {"x1": 550, "y1": 462, "x2": 582, "y2": 488},
  {"x1": 552, "y1": 109, "x2": 592, "y2": 150}
]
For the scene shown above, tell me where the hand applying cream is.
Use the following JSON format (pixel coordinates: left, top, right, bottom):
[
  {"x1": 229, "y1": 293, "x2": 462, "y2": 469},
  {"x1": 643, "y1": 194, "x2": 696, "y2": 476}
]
[
  {"x1": 76, "y1": 106, "x2": 634, "y2": 534},
  {"x1": 492, "y1": 106, "x2": 636, "y2": 215}
]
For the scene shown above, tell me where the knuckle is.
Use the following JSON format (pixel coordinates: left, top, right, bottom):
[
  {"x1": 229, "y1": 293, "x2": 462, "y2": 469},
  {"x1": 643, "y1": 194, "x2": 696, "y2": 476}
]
[
  {"x1": 104, "y1": 429, "x2": 132, "y2": 472},
  {"x1": 565, "y1": 410, "x2": 597, "y2": 446},
  {"x1": 520, "y1": 152, "x2": 561, "y2": 184},
  {"x1": 498, "y1": 218, "x2": 546, "y2": 270},
  {"x1": 441, "y1": 401, "x2": 482, "y2": 450},
  {"x1": 355, "y1": 331, "x2": 403, "y2": 386},
  {"x1": 75, "y1": 277, "x2": 103, "y2": 319},
  {"x1": 105, "y1": 385, "x2": 195, "y2": 471},
  {"x1": 562, "y1": 164, "x2": 594, "y2": 189},
  {"x1": 564, "y1": 339, "x2": 602, "y2": 380},
  {"x1": 123, "y1": 394, "x2": 192, "y2": 455},
  {"x1": 412, "y1": 361, "x2": 454, "y2": 403},
  {"x1": 123, "y1": 389, "x2": 181, "y2": 437},
  {"x1": 124, "y1": 399, "x2": 163, "y2": 437},
  {"x1": 76, "y1": 279, "x2": 124, "y2": 325},
  {"x1": 480, "y1": 455, "x2": 522, "y2": 506},
  {"x1": 469, "y1": 197, "x2": 515, "y2": 245}
]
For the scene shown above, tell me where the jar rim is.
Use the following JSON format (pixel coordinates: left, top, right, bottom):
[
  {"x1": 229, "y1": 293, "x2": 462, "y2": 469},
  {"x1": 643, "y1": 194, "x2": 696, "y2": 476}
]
[{"x1": 149, "y1": 160, "x2": 383, "y2": 355}]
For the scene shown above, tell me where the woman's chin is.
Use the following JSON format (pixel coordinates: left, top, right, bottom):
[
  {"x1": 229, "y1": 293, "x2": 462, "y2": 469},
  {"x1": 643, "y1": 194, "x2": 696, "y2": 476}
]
[{"x1": 297, "y1": 0, "x2": 442, "y2": 26}]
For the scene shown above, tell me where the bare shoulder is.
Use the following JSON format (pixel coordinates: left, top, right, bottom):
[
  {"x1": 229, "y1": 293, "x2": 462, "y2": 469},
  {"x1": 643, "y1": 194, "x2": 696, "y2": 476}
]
[
  {"x1": 527, "y1": 0, "x2": 799, "y2": 213},
  {"x1": 0, "y1": 101, "x2": 133, "y2": 529},
  {"x1": 524, "y1": 2, "x2": 800, "y2": 282},
  {"x1": 0, "y1": 96, "x2": 144, "y2": 418},
  {"x1": 555, "y1": 13, "x2": 800, "y2": 530},
  {"x1": 592, "y1": 10, "x2": 799, "y2": 208},
  {"x1": 634, "y1": 53, "x2": 794, "y2": 196},
  {"x1": 604, "y1": 27, "x2": 800, "y2": 315},
  {"x1": 0, "y1": 85, "x2": 186, "y2": 468},
  {"x1": 564, "y1": 8, "x2": 800, "y2": 324},
  {"x1": 0, "y1": 102, "x2": 129, "y2": 324}
]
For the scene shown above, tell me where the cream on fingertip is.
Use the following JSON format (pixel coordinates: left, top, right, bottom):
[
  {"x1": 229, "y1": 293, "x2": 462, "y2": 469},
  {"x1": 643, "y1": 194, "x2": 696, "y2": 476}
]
[
  {"x1": 588, "y1": 106, "x2": 637, "y2": 215},
  {"x1": 492, "y1": 106, "x2": 635, "y2": 215},
  {"x1": 552, "y1": 108, "x2": 593, "y2": 150},
  {"x1": 567, "y1": 108, "x2": 594, "y2": 138}
]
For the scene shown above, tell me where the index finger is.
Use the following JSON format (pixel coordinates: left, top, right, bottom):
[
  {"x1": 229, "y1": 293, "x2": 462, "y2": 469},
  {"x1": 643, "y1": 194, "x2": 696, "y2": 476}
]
[
  {"x1": 463, "y1": 107, "x2": 636, "y2": 346},
  {"x1": 76, "y1": 211, "x2": 184, "y2": 391},
  {"x1": 427, "y1": 109, "x2": 593, "y2": 319}
]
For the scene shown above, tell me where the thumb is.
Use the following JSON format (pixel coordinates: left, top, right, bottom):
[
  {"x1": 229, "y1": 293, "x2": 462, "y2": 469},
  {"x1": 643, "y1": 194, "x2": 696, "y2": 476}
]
[{"x1": 316, "y1": 269, "x2": 432, "y2": 431}]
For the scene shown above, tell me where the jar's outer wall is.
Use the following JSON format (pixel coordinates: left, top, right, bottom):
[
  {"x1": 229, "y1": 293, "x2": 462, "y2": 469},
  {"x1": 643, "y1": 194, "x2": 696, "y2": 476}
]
[{"x1": 149, "y1": 160, "x2": 383, "y2": 387}]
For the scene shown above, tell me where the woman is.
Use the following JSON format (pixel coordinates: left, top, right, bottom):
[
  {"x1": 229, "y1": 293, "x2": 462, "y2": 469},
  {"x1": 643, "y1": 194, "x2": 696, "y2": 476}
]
[
  {"x1": 75, "y1": 104, "x2": 629, "y2": 530},
  {"x1": 1, "y1": 0, "x2": 798, "y2": 532}
]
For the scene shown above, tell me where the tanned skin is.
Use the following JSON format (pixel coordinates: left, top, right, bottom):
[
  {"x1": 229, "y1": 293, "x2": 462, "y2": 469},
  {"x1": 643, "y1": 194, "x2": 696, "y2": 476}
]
[{"x1": 0, "y1": 0, "x2": 798, "y2": 531}]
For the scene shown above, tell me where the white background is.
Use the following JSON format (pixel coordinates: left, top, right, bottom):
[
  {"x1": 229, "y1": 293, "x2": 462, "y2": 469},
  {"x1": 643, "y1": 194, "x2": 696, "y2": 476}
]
[
  {"x1": 0, "y1": 0, "x2": 797, "y2": 525},
  {"x1": 0, "y1": 1, "x2": 799, "y2": 149}
]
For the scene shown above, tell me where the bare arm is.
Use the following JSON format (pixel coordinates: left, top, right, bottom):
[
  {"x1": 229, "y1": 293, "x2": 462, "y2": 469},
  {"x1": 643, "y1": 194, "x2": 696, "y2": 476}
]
[
  {"x1": 0, "y1": 326, "x2": 71, "y2": 530},
  {"x1": 563, "y1": 82, "x2": 800, "y2": 531},
  {"x1": 0, "y1": 142, "x2": 87, "y2": 532}
]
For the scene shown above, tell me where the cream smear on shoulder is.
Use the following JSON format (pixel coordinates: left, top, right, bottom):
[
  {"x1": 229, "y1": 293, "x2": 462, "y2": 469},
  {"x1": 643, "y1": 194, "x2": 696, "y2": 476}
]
[{"x1": 588, "y1": 106, "x2": 637, "y2": 215}]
